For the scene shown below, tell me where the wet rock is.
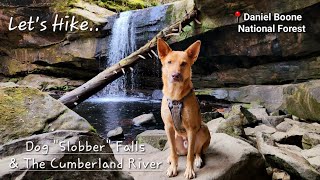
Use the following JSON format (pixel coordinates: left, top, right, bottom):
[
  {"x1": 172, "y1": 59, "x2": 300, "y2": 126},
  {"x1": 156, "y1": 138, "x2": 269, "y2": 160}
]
[
  {"x1": 132, "y1": 113, "x2": 156, "y2": 126},
  {"x1": 107, "y1": 127, "x2": 124, "y2": 139},
  {"x1": 151, "y1": 90, "x2": 163, "y2": 100},
  {"x1": 136, "y1": 130, "x2": 167, "y2": 150},
  {"x1": 113, "y1": 133, "x2": 268, "y2": 180},
  {"x1": 0, "y1": 86, "x2": 93, "y2": 145},
  {"x1": 0, "y1": 130, "x2": 133, "y2": 180},
  {"x1": 256, "y1": 132, "x2": 320, "y2": 180}
]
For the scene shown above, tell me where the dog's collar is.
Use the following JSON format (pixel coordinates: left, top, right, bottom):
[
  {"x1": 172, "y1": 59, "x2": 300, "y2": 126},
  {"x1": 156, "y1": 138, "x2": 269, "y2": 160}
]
[
  {"x1": 166, "y1": 89, "x2": 194, "y2": 133},
  {"x1": 166, "y1": 88, "x2": 194, "y2": 102}
]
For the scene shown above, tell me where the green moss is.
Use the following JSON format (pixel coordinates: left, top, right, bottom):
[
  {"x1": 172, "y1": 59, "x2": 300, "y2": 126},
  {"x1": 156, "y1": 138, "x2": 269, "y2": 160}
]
[
  {"x1": 0, "y1": 87, "x2": 37, "y2": 142},
  {"x1": 164, "y1": 4, "x2": 174, "y2": 24},
  {"x1": 54, "y1": 0, "x2": 80, "y2": 12},
  {"x1": 195, "y1": 89, "x2": 214, "y2": 96},
  {"x1": 286, "y1": 84, "x2": 320, "y2": 122},
  {"x1": 85, "y1": 0, "x2": 159, "y2": 12},
  {"x1": 89, "y1": 125, "x2": 97, "y2": 133}
]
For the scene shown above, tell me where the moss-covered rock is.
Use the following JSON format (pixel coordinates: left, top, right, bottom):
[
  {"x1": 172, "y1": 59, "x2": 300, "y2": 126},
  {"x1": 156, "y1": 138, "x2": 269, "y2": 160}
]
[
  {"x1": 136, "y1": 130, "x2": 167, "y2": 150},
  {"x1": 216, "y1": 115, "x2": 246, "y2": 139},
  {"x1": 0, "y1": 86, "x2": 93, "y2": 144},
  {"x1": 302, "y1": 133, "x2": 320, "y2": 149},
  {"x1": 284, "y1": 80, "x2": 320, "y2": 122}
]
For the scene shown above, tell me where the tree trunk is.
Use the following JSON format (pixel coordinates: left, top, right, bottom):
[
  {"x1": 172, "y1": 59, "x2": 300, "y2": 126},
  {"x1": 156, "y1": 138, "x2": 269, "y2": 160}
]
[{"x1": 59, "y1": 9, "x2": 198, "y2": 108}]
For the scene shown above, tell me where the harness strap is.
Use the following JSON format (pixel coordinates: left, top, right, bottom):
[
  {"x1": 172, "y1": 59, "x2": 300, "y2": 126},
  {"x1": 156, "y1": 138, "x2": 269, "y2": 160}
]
[{"x1": 167, "y1": 89, "x2": 194, "y2": 133}]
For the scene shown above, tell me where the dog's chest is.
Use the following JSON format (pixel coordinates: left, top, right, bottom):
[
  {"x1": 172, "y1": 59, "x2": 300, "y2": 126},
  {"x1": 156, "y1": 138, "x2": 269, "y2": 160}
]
[{"x1": 168, "y1": 100, "x2": 186, "y2": 133}]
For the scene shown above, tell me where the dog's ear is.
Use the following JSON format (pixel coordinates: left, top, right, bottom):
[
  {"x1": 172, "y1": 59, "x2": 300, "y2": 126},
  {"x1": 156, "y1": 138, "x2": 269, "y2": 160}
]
[
  {"x1": 185, "y1": 40, "x2": 201, "y2": 63},
  {"x1": 157, "y1": 38, "x2": 172, "y2": 60}
]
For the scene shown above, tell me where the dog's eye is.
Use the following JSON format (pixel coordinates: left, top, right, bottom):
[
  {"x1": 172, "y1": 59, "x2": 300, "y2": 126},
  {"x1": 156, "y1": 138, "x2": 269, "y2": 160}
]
[
  {"x1": 180, "y1": 62, "x2": 187, "y2": 67},
  {"x1": 168, "y1": 61, "x2": 172, "y2": 64}
]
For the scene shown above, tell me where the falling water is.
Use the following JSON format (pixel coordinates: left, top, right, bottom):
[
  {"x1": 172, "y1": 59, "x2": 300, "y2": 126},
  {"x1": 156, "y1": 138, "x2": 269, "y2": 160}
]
[{"x1": 101, "y1": 11, "x2": 136, "y2": 96}]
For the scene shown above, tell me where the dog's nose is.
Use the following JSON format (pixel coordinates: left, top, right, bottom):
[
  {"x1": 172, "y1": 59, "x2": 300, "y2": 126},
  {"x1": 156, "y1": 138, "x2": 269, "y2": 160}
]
[{"x1": 172, "y1": 73, "x2": 182, "y2": 80}]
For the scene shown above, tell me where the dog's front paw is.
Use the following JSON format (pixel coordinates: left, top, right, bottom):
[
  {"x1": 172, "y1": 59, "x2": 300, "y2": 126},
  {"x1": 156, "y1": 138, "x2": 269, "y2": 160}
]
[
  {"x1": 166, "y1": 164, "x2": 178, "y2": 177},
  {"x1": 184, "y1": 165, "x2": 195, "y2": 179},
  {"x1": 194, "y1": 155, "x2": 203, "y2": 168},
  {"x1": 167, "y1": 156, "x2": 171, "y2": 164}
]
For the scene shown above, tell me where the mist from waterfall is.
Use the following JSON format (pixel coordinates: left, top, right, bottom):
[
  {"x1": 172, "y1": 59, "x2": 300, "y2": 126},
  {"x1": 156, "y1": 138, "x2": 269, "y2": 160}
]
[{"x1": 100, "y1": 11, "x2": 136, "y2": 97}]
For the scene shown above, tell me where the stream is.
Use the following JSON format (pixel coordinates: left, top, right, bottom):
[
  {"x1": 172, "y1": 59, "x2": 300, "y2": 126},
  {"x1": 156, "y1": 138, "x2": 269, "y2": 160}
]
[{"x1": 74, "y1": 97, "x2": 164, "y2": 143}]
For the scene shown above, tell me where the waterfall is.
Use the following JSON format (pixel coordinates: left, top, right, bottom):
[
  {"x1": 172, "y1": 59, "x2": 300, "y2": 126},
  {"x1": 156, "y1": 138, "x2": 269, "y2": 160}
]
[{"x1": 100, "y1": 11, "x2": 136, "y2": 97}]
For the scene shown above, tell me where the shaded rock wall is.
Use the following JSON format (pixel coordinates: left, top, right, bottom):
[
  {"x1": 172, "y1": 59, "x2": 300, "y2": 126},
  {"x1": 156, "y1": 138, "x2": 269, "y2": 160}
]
[
  {"x1": 1, "y1": 0, "x2": 320, "y2": 92},
  {"x1": 171, "y1": 1, "x2": 320, "y2": 88}
]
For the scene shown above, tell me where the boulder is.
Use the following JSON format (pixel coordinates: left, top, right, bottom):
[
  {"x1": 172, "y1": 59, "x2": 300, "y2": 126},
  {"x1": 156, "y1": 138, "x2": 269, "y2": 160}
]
[
  {"x1": 0, "y1": 82, "x2": 18, "y2": 88},
  {"x1": 0, "y1": 86, "x2": 93, "y2": 145},
  {"x1": 276, "y1": 118, "x2": 301, "y2": 132},
  {"x1": 285, "y1": 80, "x2": 320, "y2": 123},
  {"x1": 247, "y1": 108, "x2": 269, "y2": 119},
  {"x1": 151, "y1": 90, "x2": 163, "y2": 100},
  {"x1": 245, "y1": 124, "x2": 277, "y2": 137},
  {"x1": 273, "y1": 120, "x2": 320, "y2": 149},
  {"x1": 136, "y1": 130, "x2": 167, "y2": 150},
  {"x1": 216, "y1": 115, "x2": 246, "y2": 139},
  {"x1": 206, "y1": 117, "x2": 226, "y2": 133},
  {"x1": 301, "y1": 145, "x2": 320, "y2": 172},
  {"x1": 201, "y1": 111, "x2": 223, "y2": 123},
  {"x1": 17, "y1": 74, "x2": 84, "y2": 91},
  {"x1": 0, "y1": 130, "x2": 133, "y2": 180},
  {"x1": 256, "y1": 132, "x2": 320, "y2": 180},
  {"x1": 271, "y1": 168, "x2": 291, "y2": 180},
  {"x1": 302, "y1": 132, "x2": 320, "y2": 149},
  {"x1": 202, "y1": 85, "x2": 287, "y2": 112},
  {"x1": 132, "y1": 113, "x2": 156, "y2": 126},
  {"x1": 197, "y1": 80, "x2": 320, "y2": 123},
  {"x1": 271, "y1": 128, "x2": 304, "y2": 148},
  {"x1": 113, "y1": 133, "x2": 268, "y2": 180},
  {"x1": 107, "y1": 127, "x2": 124, "y2": 139}
]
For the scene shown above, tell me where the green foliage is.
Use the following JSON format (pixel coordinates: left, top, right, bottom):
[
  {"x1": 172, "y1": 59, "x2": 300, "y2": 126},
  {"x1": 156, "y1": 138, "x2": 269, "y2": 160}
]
[
  {"x1": 54, "y1": 0, "x2": 80, "y2": 12},
  {"x1": 85, "y1": 0, "x2": 159, "y2": 12}
]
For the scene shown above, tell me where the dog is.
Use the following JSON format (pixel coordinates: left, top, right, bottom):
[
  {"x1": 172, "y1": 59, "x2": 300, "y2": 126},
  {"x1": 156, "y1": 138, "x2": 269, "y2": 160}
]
[{"x1": 157, "y1": 38, "x2": 211, "y2": 179}]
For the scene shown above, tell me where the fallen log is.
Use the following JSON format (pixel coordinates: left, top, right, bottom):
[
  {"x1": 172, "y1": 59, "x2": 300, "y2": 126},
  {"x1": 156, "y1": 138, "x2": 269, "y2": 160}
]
[{"x1": 59, "y1": 8, "x2": 199, "y2": 108}]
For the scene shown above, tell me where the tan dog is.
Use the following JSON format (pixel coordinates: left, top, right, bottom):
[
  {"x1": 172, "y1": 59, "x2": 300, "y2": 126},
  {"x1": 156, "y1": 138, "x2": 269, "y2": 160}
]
[{"x1": 157, "y1": 38, "x2": 211, "y2": 179}]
